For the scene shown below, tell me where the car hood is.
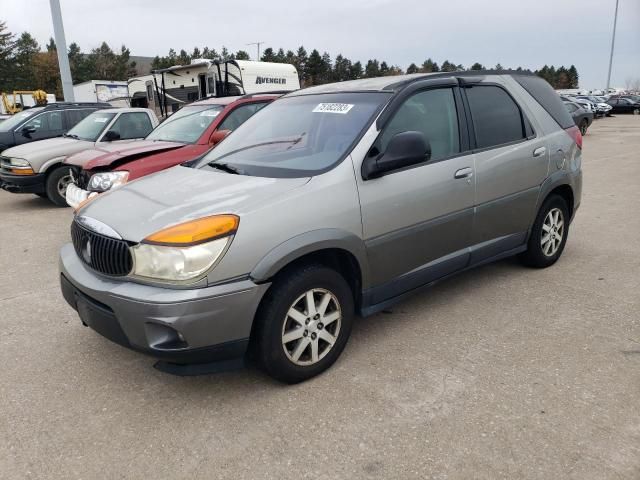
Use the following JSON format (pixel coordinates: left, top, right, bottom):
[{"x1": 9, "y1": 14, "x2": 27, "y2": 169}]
[
  {"x1": 78, "y1": 165, "x2": 310, "y2": 242},
  {"x1": 64, "y1": 140, "x2": 185, "y2": 169},
  {"x1": 1, "y1": 137, "x2": 93, "y2": 164}
]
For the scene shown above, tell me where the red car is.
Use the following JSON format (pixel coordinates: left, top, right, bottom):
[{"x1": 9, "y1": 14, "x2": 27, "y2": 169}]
[{"x1": 64, "y1": 94, "x2": 279, "y2": 208}]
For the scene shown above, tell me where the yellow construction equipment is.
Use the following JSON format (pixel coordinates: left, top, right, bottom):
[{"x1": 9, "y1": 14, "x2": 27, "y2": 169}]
[{"x1": 1, "y1": 90, "x2": 49, "y2": 114}]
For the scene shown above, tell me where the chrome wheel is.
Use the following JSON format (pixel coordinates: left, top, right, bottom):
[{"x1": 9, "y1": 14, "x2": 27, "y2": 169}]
[
  {"x1": 57, "y1": 171, "x2": 73, "y2": 198},
  {"x1": 541, "y1": 207, "x2": 564, "y2": 257},
  {"x1": 281, "y1": 288, "x2": 341, "y2": 366}
]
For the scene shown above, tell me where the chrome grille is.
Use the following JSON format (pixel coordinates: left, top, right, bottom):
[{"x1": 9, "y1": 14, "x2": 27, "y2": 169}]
[{"x1": 71, "y1": 220, "x2": 133, "y2": 276}]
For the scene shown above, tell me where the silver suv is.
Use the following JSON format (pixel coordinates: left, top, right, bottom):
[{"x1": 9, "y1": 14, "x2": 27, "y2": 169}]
[{"x1": 59, "y1": 72, "x2": 582, "y2": 383}]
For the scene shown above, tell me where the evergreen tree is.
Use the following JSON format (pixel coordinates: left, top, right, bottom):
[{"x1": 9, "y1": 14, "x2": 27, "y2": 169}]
[
  {"x1": 568, "y1": 65, "x2": 579, "y2": 88},
  {"x1": 191, "y1": 47, "x2": 201, "y2": 59},
  {"x1": 305, "y1": 49, "x2": 324, "y2": 85},
  {"x1": 406, "y1": 63, "x2": 419, "y2": 74},
  {"x1": 349, "y1": 61, "x2": 362, "y2": 80},
  {"x1": 364, "y1": 59, "x2": 380, "y2": 78},
  {"x1": 275, "y1": 48, "x2": 286, "y2": 63},
  {"x1": 261, "y1": 47, "x2": 276, "y2": 62},
  {"x1": 440, "y1": 60, "x2": 456, "y2": 72},
  {"x1": 12, "y1": 32, "x2": 39, "y2": 89},
  {"x1": 235, "y1": 50, "x2": 250, "y2": 60},
  {"x1": 494, "y1": 63, "x2": 504, "y2": 71},
  {"x1": 295, "y1": 46, "x2": 308, "y2": 85},
  {"x1": 470, "y1": 62, "x2": 484, "y2": 70},
  {"x1": 420, "y1": 58, "x2": 439, "y2": 73},
  {"x1": 379, "y1": 61, "x2": 390, "y2": 76},
  {"x1": 177, "y1": 49, "x2": 190, "y2": 65}
]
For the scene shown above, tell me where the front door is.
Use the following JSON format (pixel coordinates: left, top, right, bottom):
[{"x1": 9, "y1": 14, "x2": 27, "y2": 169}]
[{"x1": 357, "y1": 85, "x2": 475, "y2": 304}]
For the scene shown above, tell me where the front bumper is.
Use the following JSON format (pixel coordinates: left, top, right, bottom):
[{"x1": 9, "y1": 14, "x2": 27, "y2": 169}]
[
  {"x1": 0, "y1": 172, "x2": 46, "y2": 194},
  {"x1": 59, "y1": 243, "x2": 270, "y2": 365}
]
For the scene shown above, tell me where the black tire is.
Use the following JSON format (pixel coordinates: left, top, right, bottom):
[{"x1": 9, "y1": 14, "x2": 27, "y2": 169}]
[
  {"x1": 34, "y1": 193, "x2": 47, "y2": 198},
  {"x1": 253, "y1": 263, "x2": 354, "y2": 384},
  {"x1": 520, "y1": 194, "x2": 570, "y2": 268},
  {"x1": 580, "y1": 120, "x2": 588, "y2": 136},
  {"x1": 45, "y1": 166, "x2": 74, "y2": 207}
]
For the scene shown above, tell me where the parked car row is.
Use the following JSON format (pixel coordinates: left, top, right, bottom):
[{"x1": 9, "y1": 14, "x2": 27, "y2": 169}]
[{"x1": 558, "y1": 91, "x2": 639, "y2": 136}]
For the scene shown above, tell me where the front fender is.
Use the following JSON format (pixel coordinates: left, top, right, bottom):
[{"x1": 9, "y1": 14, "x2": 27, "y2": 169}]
[{"x1": 250, "y1": 228, "x2": 370, "y2": 288}]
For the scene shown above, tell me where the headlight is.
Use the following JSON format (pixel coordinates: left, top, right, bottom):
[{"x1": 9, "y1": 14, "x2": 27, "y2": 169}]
[
  {"x1": 130, "y1": 214, "x2": 239, "y2": 283},
  {"x1": 88, "y1": 171, "x2": 129, "y2": 193},
  {"x1": 9, "y1": 158, "x2": 30, "y2": 167}
]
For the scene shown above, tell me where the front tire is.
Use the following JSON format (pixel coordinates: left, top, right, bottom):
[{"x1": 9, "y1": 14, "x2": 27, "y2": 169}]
[
  {"x1": 520, "y1": 194, "x2": 570, "y2": 268},
  {"x1": 253, "y1": 264, "x2": 354, "y2": 384},
  {"x1": 45, "y1": 166, "x2": 74, "y2": 207}
]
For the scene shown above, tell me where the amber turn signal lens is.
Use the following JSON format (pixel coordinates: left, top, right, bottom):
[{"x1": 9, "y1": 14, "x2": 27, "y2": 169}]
[
  {"x1": 10, "y1": 167, "x2": 34, "y2": 175},
  {"x1": 144, "y1": 215, "x2": 239, "y2": 246}
]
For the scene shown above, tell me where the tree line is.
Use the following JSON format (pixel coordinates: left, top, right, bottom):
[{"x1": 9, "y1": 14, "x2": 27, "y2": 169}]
[{"x1": 0, "y1": 20, "x2": 579, "y2": 100}]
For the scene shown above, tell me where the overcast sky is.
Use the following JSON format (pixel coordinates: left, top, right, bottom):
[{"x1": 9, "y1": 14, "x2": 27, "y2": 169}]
[{"x1": 3, "y1": 0, "x2": 639, "y2": 89}]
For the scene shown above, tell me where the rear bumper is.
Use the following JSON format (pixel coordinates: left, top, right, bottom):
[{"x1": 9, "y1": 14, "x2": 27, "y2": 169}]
[
  {"x1": 59, "y1": 243, "x2": 270, "y2": 365},
  {"x1": 0, "y1": 172, "x2": 46, "y2": 194}
]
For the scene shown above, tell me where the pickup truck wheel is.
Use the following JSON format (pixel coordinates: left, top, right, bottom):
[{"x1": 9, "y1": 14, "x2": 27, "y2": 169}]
[
  {"x1": 520, "y1": 194, "x2": 569, "y2": 268},
  {"x1": 253, "y1": 264, "x2": 354, "y2": 384},
  {"x1": 45, "y1": 166, "x2": 74, "y2": 207}
]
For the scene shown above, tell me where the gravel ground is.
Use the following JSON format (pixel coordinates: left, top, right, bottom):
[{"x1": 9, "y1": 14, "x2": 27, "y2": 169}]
[{"x1": 1, "y1": 115, "x2": 639, "y2": 479}]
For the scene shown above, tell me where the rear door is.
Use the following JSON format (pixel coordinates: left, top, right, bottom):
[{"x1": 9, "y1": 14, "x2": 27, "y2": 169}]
[
  {"x1": 358, "y1": 82, "x2": 475, "y2": 304},
  {"x1": 462, "y1": 81, "x2": 548, "y2": 262}
]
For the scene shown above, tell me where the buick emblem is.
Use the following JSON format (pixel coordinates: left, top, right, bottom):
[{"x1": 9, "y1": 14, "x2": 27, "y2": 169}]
[{"x1": 82, "y1": 238, "x2": 92, "y2": 264}]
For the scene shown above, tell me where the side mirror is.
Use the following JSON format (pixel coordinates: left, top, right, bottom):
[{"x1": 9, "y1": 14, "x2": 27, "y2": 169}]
[
  {"x1": 21, "y1": 126, "x2": 36, "y2": 137},
  {"x1": 103, "y1": 130, "x2": 121, "y2": 142},
  {"x1": 362, "y1": 131, "x2": 431, "y2": 180},
  {"x1": 210, "y1": 129, "x2": 231, "y2": 145}
]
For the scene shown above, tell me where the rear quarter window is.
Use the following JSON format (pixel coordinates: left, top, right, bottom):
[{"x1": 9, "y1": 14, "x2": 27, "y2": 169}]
[{"x1": 513, "y1": 75, "x2": 575, "y2": 129}]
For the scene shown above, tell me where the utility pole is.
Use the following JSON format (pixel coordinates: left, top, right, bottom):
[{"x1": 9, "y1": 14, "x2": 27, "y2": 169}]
[
  {"x1": 246, "y1": 42, "x2": 264, "y2": 61},
  {"x1": 49, "y1": 0, "x2": 74, "y2": 101},
  {"x1": 605, "y1": 0, "x2": 619, "y2": 93}
]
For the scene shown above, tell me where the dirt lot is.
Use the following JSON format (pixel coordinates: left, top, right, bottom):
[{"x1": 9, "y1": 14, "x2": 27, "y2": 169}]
[{"x1": 1, "y1": 115, "x2": 639, "y2": 479}]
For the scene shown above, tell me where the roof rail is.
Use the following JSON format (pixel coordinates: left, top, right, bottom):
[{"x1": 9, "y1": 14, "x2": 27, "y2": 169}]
[{"x1": 238, "y1": 90, "x2": 294, "y2": 100}]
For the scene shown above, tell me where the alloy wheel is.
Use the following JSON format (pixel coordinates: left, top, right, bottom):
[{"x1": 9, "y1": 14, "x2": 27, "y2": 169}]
[
  {"x1": 57, "y1": 170, "x2": 73, "y2": 198},
  {"x1": 541, "y1": 207, "x2": 564, "y2": 257},
  {"x1": 281, "y1": 288, "x2": 342, "y2": 366}
]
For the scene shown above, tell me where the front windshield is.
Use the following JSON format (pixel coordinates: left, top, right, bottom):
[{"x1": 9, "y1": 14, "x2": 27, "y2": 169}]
[
  {"x1": 198, "y1": 92, "x2": 391, "y2": 177},
  {"x1": 146, "y1": 104, "x2": 224, "y2": 143},
  {"x1": 67, "y1": 111, "x2": 116, "y2": 141},
  {"x1": 0, "y1": 108, "x2": 43, "y2": 132}
]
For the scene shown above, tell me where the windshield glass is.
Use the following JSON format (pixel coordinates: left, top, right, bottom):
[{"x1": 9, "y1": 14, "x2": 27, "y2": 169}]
[
  {"x1": 198, "y1": 92, "x2": 390, "y2": 178},
  {"x1": 146, "y1": 104, "x2": 224, "y2": 143},
  {"x1": 67, "y1": 111, "x2": 116, "y2": 141},
  {"x1": 0, "y1": 108, "x2": 43, "y2": 132}
]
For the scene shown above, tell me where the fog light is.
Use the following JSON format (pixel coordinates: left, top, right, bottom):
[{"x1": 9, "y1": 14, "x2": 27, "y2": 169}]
[{"x1": 145, "y1": 323, "x2": 188, "y2": 350}]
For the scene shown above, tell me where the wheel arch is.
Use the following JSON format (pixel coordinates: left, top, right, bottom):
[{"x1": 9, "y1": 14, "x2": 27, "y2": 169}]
[{"x1": 250, "y1": 229, "x2": 369, "y2": 308}]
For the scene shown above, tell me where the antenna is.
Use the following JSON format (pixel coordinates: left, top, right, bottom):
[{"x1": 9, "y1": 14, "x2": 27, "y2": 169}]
[{"x1": 246, "y1": 42, "x2": 264, "y2": 61}]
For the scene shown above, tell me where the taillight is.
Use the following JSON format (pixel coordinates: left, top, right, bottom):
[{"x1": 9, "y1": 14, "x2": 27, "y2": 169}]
[{"x1": 565, "y1": 125, "x2": 582, "y2": 149}]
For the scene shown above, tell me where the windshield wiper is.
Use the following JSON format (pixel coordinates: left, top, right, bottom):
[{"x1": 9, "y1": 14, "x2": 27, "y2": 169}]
[
  {"x1": 212, "y1": 137, "x2": 305, "y2": 163},
  {"x1": 208, "y1": 162, "x2": 244, "y2": 175},
  {"x1": 63, "y1": 133, "x2": 79, "y2": 139}
]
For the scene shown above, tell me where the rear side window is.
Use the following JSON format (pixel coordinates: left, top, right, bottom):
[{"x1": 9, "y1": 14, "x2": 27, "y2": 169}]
[
  {"x1": 465, "y1": 85, "x2": 528, "y2": 149},
  {"x1": 217, "y1": 102, "x2": 268, "y2": 132},
  {"x1": 513, "y1": 75, "x2": 574, "y2": 129},
  {"x1": 66, "y1": 109, "x2": 96, "y2": 127},
  {"x1": 109, "y1": 112, "x2": 153, "y2": 140}
]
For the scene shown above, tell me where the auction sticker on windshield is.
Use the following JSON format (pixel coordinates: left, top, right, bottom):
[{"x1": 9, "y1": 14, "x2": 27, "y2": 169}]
[{"x1": 312, "y1": 103, "x2": 354, "y2": 114}]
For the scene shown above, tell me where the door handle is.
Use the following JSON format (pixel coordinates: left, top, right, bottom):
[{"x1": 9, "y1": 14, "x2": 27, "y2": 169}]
[
  {"x1": 533, "y1": 146, "x2": 547, "y2": 157},
  {"x1": 454, "y1": 167, "x2": 473, "y2": 179}
]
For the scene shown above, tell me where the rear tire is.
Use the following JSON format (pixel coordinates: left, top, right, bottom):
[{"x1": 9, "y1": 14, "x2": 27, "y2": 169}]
[
  {"x1": 520, "y1": 194, "x2": 570, "y2": 268},
  {"x1": 45, "y1": 166, "x2": 74, "y2": 207},
  {"x1": 580, "y1": 120, "x2": 588, "y2": 136},
  {"x1": 253, "y1": 263, "x2": 354, "y2": 384}
]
